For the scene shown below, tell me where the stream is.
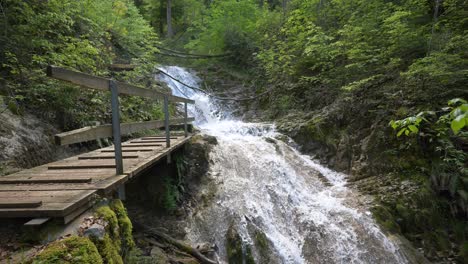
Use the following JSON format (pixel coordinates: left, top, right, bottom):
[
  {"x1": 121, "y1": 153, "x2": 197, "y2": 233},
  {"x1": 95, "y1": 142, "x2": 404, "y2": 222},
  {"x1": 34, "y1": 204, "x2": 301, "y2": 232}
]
[{"x1": 157, "y1": 66, "x2": 408, "y2": 264}]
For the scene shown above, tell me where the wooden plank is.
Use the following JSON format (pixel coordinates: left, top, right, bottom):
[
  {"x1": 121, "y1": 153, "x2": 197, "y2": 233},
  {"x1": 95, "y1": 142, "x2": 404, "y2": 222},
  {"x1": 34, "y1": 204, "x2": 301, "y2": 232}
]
[
  {"x1": 141, "y1": 137, "x2": 179, "y2": 140},
  {"x1": 116, "y1": 82, "x2": 194, "y2": 103},
  {"x1": 0, "y1": 183, "x2": 96, "y2": 192},
  {"x1": 55, "y1": 117, "x2": 194, "y2": 145},
  {"x1": 0, "y1": 175, "x2": 128, "y2": 192},
  {"x1": 122, "y1": 144, "x2": 162, "y2": 147},
  {"x1": 102, "y1": 149, "x2": 156, "y2": 153},
  {"x1": 0, "y1": 190, "x2": 91, "y2": 198},
  {"x1": 0, "y1": 201, "x2": 42, "y2": 208},
  {"x1": 10, "y1": 168, "x2": 117, "y2": 176},
  {"x1": 63, "y1": 201, "x2": 94, "y2": 224},
  {"x1": 47, "y1": 66, "x2": 194, "y2": 103},
  {"x1": 78, "y1": 155, "x2": 139, "y2": 160},
  {"x1": 0, "y1": 190, "x2": 96, "y2": 218},
  {"x1": 131, "y1": 140, "x2": 173, "y2": 143},
  {"x1": 95, "y1": 175, "x2": 128, "y2": 194},
  {"x1": 48, "y1": 164, "x2": 116, "y2": 170},
  {"x1": 0, "y1": 178, "x2": 92, "y2": 184},
  {"x1": 24, "y1": 218, "x2": 50, "y2": 226},
  {"x1": 0, "y1": 203, "x2": 71, "y2": 217},
  {"x1": 47, "y1": 66, "x2": 109, "y2": 92},
  {"x1": 125, "y1": 136, "x2": 191, "y2": 177}
]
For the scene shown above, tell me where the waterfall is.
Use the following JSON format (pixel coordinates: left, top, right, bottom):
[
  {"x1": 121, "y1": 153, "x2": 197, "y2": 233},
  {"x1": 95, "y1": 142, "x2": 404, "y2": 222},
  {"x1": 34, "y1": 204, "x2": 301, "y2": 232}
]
[{"x1": 157, "y1": 66, "x2": 408, "y2": 264}]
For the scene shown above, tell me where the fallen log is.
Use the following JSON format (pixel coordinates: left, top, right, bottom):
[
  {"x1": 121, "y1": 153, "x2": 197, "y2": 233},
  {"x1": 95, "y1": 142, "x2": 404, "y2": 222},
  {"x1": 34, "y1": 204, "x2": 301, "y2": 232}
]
[{"x1": 136, "y1": 222, "x2": 218, "y2": 264}]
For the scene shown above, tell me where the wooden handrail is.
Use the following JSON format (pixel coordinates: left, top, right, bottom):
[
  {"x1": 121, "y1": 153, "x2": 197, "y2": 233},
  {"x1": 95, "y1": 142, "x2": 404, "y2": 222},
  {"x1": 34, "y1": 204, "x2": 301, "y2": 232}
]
[
  {"x1": 46, "y1": 66, "x2": 195, "y2": 103},
  {"x1": 55, "y1": 117, "x2": 195, "y2": 146},
  {"x1": 47, "y1": 65, "x2": 195, "y2": 199}
]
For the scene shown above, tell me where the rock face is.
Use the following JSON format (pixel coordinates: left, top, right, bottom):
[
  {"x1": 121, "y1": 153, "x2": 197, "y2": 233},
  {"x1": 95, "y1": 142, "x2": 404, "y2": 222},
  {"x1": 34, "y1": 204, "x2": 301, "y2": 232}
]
[
  {"x1": 184, "y1": 134, "x2": 217, "y2": 189},
  {"x1": 83, "y1": 223, "x2": 106, "y2": 240}
]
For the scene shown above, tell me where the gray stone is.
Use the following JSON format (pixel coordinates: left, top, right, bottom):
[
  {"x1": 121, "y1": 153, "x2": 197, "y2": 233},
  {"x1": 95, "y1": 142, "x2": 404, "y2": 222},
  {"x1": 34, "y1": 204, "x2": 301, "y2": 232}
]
[{"x1": 83, "y1": 223, "x2": 106, "y2": 240}]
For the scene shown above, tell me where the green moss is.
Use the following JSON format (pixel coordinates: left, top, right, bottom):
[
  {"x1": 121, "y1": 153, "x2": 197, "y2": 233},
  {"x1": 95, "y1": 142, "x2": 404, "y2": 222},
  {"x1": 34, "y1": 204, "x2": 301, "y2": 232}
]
[
  {"x1": 226, "y1": 225, "x2": 242, "y2": 264},
  {"x1": 245, "y1": 246, "x2": 255, "y2": 264},
  {"x1": 110, "y1": 200, "x2": 136, "y2": 251},
  {"x1": 371, "y1": 206, "x2": 401, "y2": 233},
  {"x1": 92, "y1": 234, "x2": 123, "y2": 264},
  {"x1": 254, "y1": 231, "x2": 268, "y2": 251},
  {"x1": 226, "y1": 224, "x2": 243, "y2": 264},
  {"x1": 95, "y1": 204, "x2": 121, "y2": 250},
  {"x1": 31, "y1": 236, "x2": 103, "y2": 264},
  {"x1": 253, "y1": 230, "x2": 270, "y2": 263}
]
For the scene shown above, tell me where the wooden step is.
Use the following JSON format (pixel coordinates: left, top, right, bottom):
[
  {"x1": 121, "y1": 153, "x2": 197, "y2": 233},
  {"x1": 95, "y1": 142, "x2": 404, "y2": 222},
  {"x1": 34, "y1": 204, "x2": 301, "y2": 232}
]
[
  {"x1": 78, "y1": 155, "x2": 139, "y2": 160},
  {"x1": 48, "y1": 164, "x2": 116, "y2": 170},
  {"x1": 102, "y1": 149, "x2": 154, "y2": 152},
  {"x1": 0, "y1": 200, "x2": 42, "y2": 208},
  {"x1": 0, "y1": 177, "x2": 92, "y2": 184}
]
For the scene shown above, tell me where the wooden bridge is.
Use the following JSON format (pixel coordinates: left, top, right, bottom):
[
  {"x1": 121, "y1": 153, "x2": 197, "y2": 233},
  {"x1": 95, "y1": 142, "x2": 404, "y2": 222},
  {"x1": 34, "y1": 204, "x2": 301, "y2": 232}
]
[{"x1": 0, "y1": 66, "x2": 195, "y2": 225}]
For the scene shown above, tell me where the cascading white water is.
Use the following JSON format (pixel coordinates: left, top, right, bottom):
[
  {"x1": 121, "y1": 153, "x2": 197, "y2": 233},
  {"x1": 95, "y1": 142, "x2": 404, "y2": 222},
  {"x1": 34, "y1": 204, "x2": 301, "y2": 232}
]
[{"x1": 157, "y1": 66, "x2": 408, "y2": 264}]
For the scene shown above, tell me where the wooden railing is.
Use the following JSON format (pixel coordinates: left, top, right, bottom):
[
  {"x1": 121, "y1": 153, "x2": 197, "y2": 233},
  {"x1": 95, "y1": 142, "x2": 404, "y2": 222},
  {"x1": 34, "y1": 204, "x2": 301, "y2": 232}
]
[{"x1": 46, "y1": 66, "x2": 195, "y2": 177}]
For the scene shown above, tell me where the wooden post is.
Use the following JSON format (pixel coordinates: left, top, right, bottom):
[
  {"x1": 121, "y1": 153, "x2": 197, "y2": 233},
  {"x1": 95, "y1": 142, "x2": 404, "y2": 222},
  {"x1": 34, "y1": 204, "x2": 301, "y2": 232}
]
[
  {"x1": 164, "y1": 96, "x2": 170, "y2": 148},
  {"x1": 184, "y1": 102, "x2": 188, "y2": 137},
  {"x1": 110, "y1": 80, "x2": 125, "y2": 200}
]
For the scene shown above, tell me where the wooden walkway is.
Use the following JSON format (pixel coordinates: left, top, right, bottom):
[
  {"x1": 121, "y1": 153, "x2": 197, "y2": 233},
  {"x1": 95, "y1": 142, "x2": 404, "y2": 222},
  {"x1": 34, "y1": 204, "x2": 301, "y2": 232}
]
[{"x1": 0, "y1": 134, "x2": 191, "y2": 224}]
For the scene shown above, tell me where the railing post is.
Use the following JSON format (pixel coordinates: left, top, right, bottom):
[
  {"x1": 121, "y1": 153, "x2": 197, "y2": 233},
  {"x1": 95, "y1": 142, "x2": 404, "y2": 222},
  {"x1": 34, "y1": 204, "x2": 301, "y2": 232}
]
[
  {"x1": 184, "y1": 101, "x2": 188, "y2": 138},
  {"x1": 164, "y1": 95, "x2": 171, "y2": 148},
  {"x1": 110, "y1": 80, "x2": 125, "y2": 200}
]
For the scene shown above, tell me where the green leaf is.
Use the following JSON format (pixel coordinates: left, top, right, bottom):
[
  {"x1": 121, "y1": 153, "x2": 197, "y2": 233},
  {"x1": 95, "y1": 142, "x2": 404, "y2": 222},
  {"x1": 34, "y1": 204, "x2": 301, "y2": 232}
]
[
  {"x1": 451, "y1": 114, "x2": 466, "y2": 134},
  {"x1": 448, "y1": 98, "x2": 467, "y2": 106},
  {"x1": 408, "y1": 125, "x2": 418, "y2": 133},
  {"x1": 397, "y1": 128, "x2": 406, "y2": 137}
]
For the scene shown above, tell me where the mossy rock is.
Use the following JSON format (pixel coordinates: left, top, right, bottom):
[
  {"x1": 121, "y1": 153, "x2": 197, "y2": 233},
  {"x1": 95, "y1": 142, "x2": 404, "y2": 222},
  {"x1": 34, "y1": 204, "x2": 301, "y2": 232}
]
[
  {"x1": 95, "y1": 204, "x2": 121, "y2": 250},
  {"x1": 91, "y1": 234, "x2": 123, "y2": 264},
  {"x1": 226, "y1": 224, "x2": 243, "y2": 264},
  {"x1": 31, "y1": 236, "x2": 103, "y2": 264},
  {"x1": 226, "y1": 223, "x2": 256, "y2": 264},
  {"x1": 253, "y1": 230, "x2": 270, "y2": 263},
  {"x1": 371, "y1": 206, "x2": 401, "y2": 233},
  {"x1": 93, "y1": 199, "x2": 135, "y2": 262},
  {"x1": 110, "y1": 200, "x2": 135, "y2": 251}
]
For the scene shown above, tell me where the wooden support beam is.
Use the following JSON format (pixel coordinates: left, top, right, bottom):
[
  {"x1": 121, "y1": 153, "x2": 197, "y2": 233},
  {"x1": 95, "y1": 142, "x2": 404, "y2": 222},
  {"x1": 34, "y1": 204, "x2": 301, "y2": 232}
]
[
  {"x1": 46, "y1": 66, "x2": 194, "y2": 103},
  {"x1": 55, "y1": 117, "x2": 195, "y2": 145},
  {"x1": 24, "y1": 218, "x2": 50, "y2": 226}
]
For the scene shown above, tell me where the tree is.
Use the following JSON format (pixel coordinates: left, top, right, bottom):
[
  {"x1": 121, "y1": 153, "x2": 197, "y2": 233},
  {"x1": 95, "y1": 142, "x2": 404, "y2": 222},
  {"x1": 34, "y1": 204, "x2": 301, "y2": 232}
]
[{"x1": 167, "y1": 0, "x2": 174, "y2": 37}]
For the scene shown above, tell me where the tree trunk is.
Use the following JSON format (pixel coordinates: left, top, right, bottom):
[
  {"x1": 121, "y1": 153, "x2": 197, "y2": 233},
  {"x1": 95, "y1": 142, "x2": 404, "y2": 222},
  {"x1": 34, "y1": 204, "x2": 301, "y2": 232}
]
[
  {"x1": 159, "y1": 0, "x2": 165, "y2": 35},
  {"x1": 166, "y1": 0, "x2": 173, "y2": 38},
  {"x1": 427, "y1": 0, "x2": 441, "y2": 54}
]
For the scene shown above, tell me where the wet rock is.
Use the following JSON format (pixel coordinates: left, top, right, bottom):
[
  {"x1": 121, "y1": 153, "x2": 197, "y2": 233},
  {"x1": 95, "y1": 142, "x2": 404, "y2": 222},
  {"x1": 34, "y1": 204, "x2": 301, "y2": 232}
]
[
  {"x1": 226, "y1": 223, "x2": 255, "y2": 264},
  {"x1": 83, "y1": 223, "x2": 106, "y2": 240}
]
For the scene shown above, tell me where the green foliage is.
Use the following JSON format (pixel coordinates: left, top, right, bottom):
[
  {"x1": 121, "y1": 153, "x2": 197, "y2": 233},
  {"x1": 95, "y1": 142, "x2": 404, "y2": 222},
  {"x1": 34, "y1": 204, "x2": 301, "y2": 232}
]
[
  {"x1": 31, "y1": 236, "x2": 103, "y2": 264},
  {"x1": 390, "y1": 99, "x2": 468, "y2": 216},
  {"x1": 185, "y1": 0, "x2": 263, "y2": 65},
  {"x1": 0, "y1": 0, "x2": 161, "y2": 129},
  {"x1": 162, "y1": 174, "x2": 180, "y2": 211}
]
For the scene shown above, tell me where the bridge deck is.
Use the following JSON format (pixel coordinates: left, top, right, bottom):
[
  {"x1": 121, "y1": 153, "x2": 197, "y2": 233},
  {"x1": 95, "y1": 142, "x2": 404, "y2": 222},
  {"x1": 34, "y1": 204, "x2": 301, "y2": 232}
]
[{"x1": 0, "y1": 134, "x2": 191, "y2": 223}]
